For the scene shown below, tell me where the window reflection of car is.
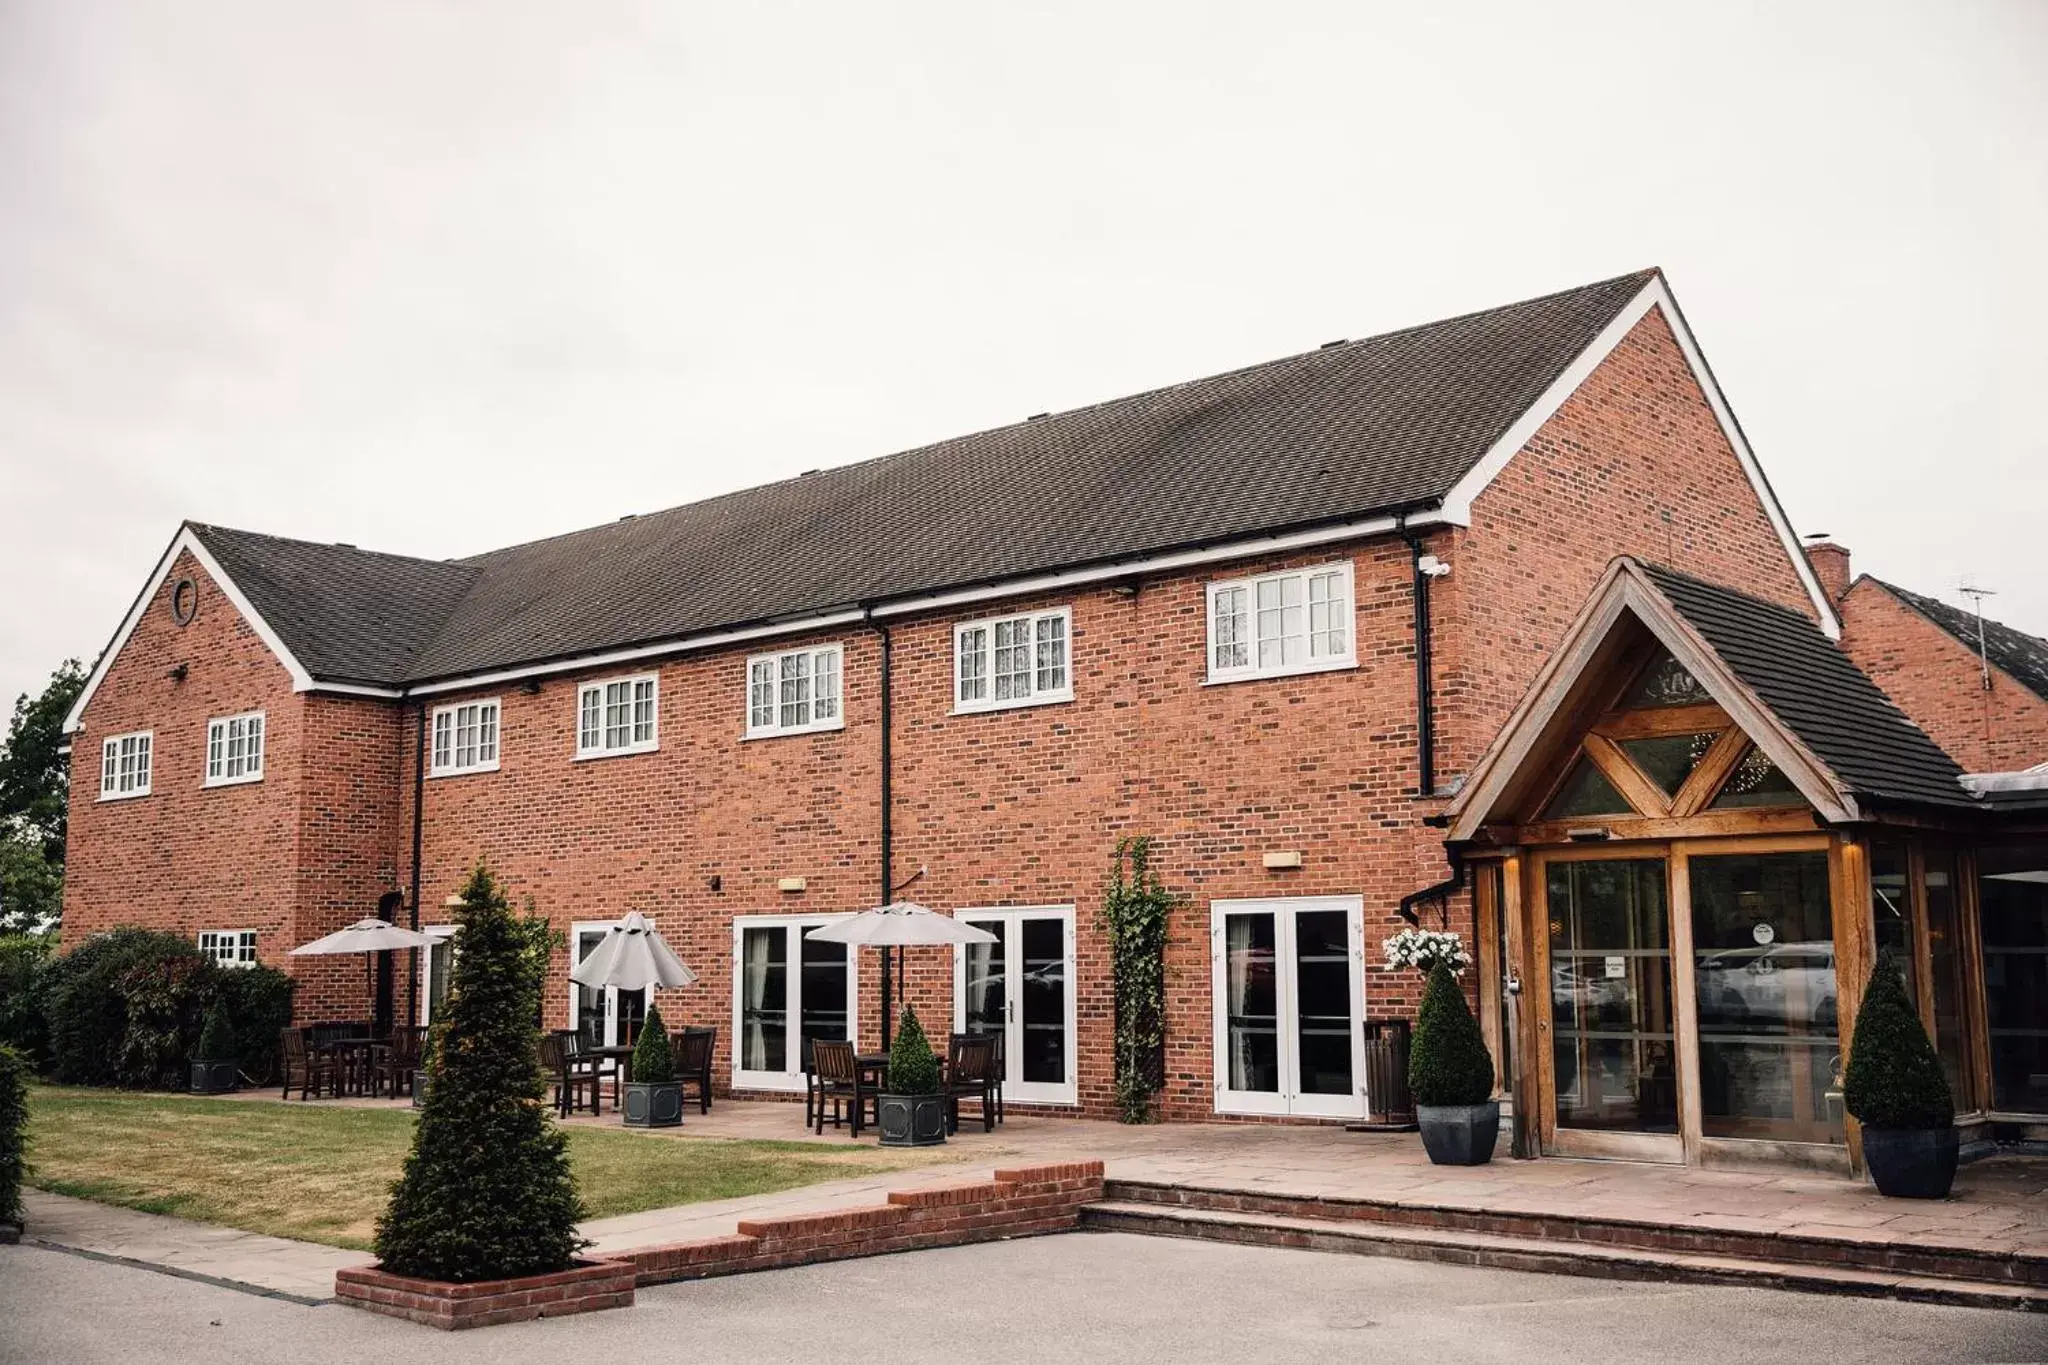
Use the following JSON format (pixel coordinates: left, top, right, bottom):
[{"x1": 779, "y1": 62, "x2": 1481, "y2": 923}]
[
  {"x1": 1695, "y1": 942, "x2": 1837, "y2": 1032},
  {"x1": 1550, "y1": 960, "x2": 1630, "y2": 1019}
]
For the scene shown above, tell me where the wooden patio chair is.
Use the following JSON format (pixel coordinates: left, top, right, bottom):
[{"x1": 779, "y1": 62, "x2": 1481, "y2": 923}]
[
  {"x1": 539, "y1": 1031, "x2": 600, "y2": 1119},
  {"x1": 952, "y1": 1031, "x2": 1004, "y2": 1125},
  {"x1": 811, "y1": 1039, "x2": 874, "y2": 1138},
  {"x1": 372, "y1": 1026, "x2": 427, "y2": 1099},
  {"x1": 944, "y1": 1034, "x2": 999, "y2": 1134},
  {"x1": 280, "y1": 1027, "x2": 339, "y2": 1101},
  {"x1": 672, "y1": 1026, "x2": 716, "y2": 1114}
]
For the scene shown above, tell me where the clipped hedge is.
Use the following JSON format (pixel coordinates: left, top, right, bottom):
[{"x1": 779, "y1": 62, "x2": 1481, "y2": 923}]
[
  {"x1": 1409, "y1": 961, "x2": 1495, "y2": 1107},
  {"x1": 0, "y1": 1043, "x2": 26, "y2": 1228},
  {"x1": 40, "y1": 927, "x2": 293, "y2": 1089},
  {"x1": 1844, "y1": 950, "x2": 1954, "y2": 1130}
]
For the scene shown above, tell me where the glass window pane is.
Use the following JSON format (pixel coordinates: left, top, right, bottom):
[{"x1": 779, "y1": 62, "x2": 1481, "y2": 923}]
[
  {"x1": 1618, "y1": 732, "x2": 1718, "y2": 796},
  {"x1": 1223, "y1": 912, "x2": 1280, "y2": 1093},
  {"x1": 750, "y1": 660, "x2": 774, "y2": 728},
  {"x1": 1542, "y1": 755, "x2": 1633, "y2": 819},
  {"x1": 813, "y1": 650, "x2": 840, "y2": 720},
  {"x1": 958, "y1": 627, "x2": 988, "y2": 702},
  {"x1": 798, "y1": 927, "x2": 849, "y2": 1048},
  {"x1": 739, "y1": 926, "x2": 789, "y2": 1072},
  {"x1": 580, "y1": 689, "x2": 600, "y2": 751},
  {"x1": 1020, "y1": 917, "x2": 1066, "y2": 1085},
  {"x1": 1034, "y1": 615, "x2": 1067, "y2": 693},
  {"x1": 962, "y1": 920, "x2": 1006, "y2": 1040},
  {"x1": 1980, "y1": 844, "x2": 2048, "y2": 1113},
  {"x1": 1623, "y1": 651, "x2": 1713, "y2": 708},
  {"x1": 1709, "y1": 748, "x2": 1803, "y2": 809},
  {"x1": 1689, "y1": 851, "x2": 1839, "y2": 1144},
  {"x1": 632, "y1": 679, "x2": 656, "y2": 744},
  {"x1": 1547, "y1": 859, "x2": 1676, "y2": 1132},
  {"x1": 1293, "y1": 910, "x2": 1352, "y2": 1096},
  {"x1": 1870, "y1": 843, "x2": 1916, "y2": 999},
  {"x1": 1213, "y1": 587, "x2": 1248, "y2": 671},
  {"x1": 1924, "y1": 856, "x2": 1970, "y2": 1103}
]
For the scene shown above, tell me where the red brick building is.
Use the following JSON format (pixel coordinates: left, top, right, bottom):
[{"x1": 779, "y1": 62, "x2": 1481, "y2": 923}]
[
  {"x1": 62, "y1": 270, "x2": 1847, "y2": 1123},
  {"x1": 1810, "y1": 543, "x2": 2048, "y2": 776}
]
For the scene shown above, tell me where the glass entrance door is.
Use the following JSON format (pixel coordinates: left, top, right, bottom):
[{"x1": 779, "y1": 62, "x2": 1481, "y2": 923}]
[
  {"x1": 571, "y1": 921, "x2": 651, "y2": 1046},
  {"x1": 1210, "y1": 897, "x2": 1365, "y2": 1119},
  {"x1": 953, "y1": 906, "x2": 1077, "y2": 1106},
  {"x1": 1544, "y1": 857, "x2": 1681, "y2": 1159},
  {"x1": 732, "y1": 916, "x2": 857, "y2": 1092}
]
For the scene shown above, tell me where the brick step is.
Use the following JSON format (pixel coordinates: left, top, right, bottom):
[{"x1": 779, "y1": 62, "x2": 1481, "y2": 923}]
[
  {"x1": 1080, "y1": 1201, "x2": 2047, "y2": 1312},
  {"x1": 1100, "y1": 1179, "x2": 2048, "y2": 1290}
]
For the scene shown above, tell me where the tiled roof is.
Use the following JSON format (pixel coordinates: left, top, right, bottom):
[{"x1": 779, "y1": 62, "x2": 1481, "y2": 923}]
[
  {"x1": 196, "y1": 270, "x2": 1656, "y2": 686},
  {"x1": 1875, "y1": 580, "x2": 2048, "y2": 704},
  {"x1": 1644, "y1": 565, "x2": 1973, "y2": 809}
]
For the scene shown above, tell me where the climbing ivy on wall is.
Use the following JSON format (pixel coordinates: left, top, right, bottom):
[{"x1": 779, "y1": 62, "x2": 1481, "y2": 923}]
[{"x1": 1101, "y1": 837, "x2": 1176, "y2": 1124}]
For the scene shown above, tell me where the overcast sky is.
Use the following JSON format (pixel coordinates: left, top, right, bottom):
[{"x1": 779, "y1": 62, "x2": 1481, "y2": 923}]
[{"x1": 2, "y1": 2, "x2": 2044, "y2": 714}]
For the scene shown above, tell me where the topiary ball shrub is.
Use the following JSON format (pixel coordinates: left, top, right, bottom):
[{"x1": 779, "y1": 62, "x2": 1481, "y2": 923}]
[
  {"x1": 0, "y1": 1043, "x2": 27, "y2": 1229},
  {"x1": 1844, "y1": 950, "x2": 1954, "y2": 1130},
  {"x1": 196, "y1": 998, "x2": 235, "y2": 1061},
  {"x1": 887, "y1": 1005, "x2": 940, "y2": 1095},
  {"x1": 374, "y1": 863, "x2": 587, "y2": 1282},
  {"x1": 631, "y1": 1003, "x2": 675, "y2": 1085},
  {"x1": 1409, "y1": 962, "x2": 1495, "y2": 1107}
]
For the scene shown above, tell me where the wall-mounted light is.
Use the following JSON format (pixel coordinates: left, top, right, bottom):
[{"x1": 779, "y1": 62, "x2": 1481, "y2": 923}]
[
  {"x1": 1416, "y1": 555, "x2": 1450, "y2": 578},
  {"x1": 1111, "y1": 578, "x2": 1142, "y2": 599},
  {"x1": 707, "y1": 874, "x2": 723, "y2": 893},
  {"x1": 521, "y1": 679, "x2": 543, "y2": 696}
]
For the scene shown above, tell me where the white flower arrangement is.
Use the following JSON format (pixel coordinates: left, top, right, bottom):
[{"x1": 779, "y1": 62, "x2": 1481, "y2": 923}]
[{"x1": 1382, "y1": 927, "x2": 1471, "y2": 976}]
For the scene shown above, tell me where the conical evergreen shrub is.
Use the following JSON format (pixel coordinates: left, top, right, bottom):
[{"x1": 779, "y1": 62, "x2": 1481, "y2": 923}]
[
  {"x1": 632, "y1": 1003, "x2": 675, "y2": 1085},
  {"x1": 374, "y1": 864, "x2": 586, "y2": 1281},
  {"x1": 0, "y1": 1043, "x2": 28, "y2": 1227},
  {"x1": 196, "y1": 998, "x2": 234, "y2": 1060},
  {"x1": 1844, "y1": 950, "x2": 1953, "y2": 1130},
  {"x1": 887, "y1": 1005, "x2": 940, "y2": 1095},
  {"x1": 1409, "y1": 961, "x2": 1495, "y2": 1107}
]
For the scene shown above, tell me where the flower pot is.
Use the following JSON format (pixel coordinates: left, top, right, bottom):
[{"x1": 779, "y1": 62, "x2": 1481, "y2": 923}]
[
  {"x1": 622, "y1": 1080, "x2": 684, "y2": 1128},
  {"x1": 188, "y1": 1059, "x2": 239, "y2": 1095},
  {"x1": 1861, "y1": 1124, "x2": 1959, "y2": 1199},
  {"x1": 877, "y1": 1092, "x2": 948, "y2": 1147},
  {"x1": 1417, "y1": 1101, "x2": 1500, "y2": 1165}
]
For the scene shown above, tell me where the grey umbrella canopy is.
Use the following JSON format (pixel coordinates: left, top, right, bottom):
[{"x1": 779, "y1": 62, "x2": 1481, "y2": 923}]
[
  {"x1": 804, "y1": 902, "x2": 998, "y2": 947},
  {"x1": 568, "y1": 911, "x2": 698, "y2": 992},
  {"x1": 290, "y1": 918, "x2": 439, "y2": 1022}
]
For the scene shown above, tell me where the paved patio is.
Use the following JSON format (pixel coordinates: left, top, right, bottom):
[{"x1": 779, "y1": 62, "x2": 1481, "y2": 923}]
[{"x1": 25, "y1": 1091, "x2": 2048, "y2": 1299}]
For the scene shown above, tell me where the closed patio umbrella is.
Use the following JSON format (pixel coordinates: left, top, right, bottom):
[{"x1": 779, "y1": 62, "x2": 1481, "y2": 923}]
[
  {"x1": 568, "y1": 911, "x2": 698, "y2": 993},
  {"x1": 290, "y1": 918, "x2": 439, "y2": 1026},
  {"x1": 806, "y1": 903, "x2": 997, "y2": 1050}
]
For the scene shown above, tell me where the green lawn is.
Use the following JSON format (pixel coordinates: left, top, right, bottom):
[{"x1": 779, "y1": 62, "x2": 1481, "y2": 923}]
[{"x1": 24, "y1": 1086, "x2": 934, "y2": 1250}]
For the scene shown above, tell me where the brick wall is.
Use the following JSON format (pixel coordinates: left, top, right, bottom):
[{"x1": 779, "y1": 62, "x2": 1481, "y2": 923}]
[
  {"x1": 1838, "y1": 578, "x2": 2048, "y2": 773},
  {"x1": 64, "y1": 552, "x2": 306, "y2": 968}
]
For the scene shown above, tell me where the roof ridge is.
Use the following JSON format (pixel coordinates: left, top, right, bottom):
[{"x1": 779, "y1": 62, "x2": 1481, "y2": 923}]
[{"x1": 188, "y1": 520, "x2": 474, "y2": 575}]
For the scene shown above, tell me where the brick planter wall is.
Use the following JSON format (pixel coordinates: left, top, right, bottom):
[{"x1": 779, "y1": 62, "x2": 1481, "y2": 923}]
[
  {"x1": 627, "y1": 1160, "x2": 1105, "y2": 1285},
  {"x1": 334, "y1": 1257, "x2": 636, "y2": 1330}
]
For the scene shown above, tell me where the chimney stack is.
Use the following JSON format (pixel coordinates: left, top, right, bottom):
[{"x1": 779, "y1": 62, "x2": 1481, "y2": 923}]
[{"x1": 1806, "y1": 539, "x2": 1851, "y2": 604}]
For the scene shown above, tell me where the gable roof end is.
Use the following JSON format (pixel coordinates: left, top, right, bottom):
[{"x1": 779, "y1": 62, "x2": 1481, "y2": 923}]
[{"x1": 1871, "y1": 578, "x2": 2048, "y2": 703}]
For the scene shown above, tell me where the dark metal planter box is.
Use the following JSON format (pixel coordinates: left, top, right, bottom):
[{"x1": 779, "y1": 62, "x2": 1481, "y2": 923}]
[
  {"x1": 0, "y1": 1220, "x2": 20, "y2": 1245},
  {"x1": 1862, "y1": 1125, "x2": 1960, "y2": 1199},
  {"x1": 877, "y1": 1092, "x2": 947, "y2": 1147},
  {"x1": 622, "y1": 1081, "x2": 683, "y2": 1128},
  {"x1": 189, "y1": 1059, "x2": 239, "y2": 1095},
  {"x1": 412, "y1": 1070, "x2": 431, "y2": 1109},
  {"x1": 1417, "y1": 1101, "x2": 1500, "y2": 1165}
]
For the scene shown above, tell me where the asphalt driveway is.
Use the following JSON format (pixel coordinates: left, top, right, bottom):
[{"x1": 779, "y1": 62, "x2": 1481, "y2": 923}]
[{"x1": 5, "y1": 1232, "x2": 2045, "y2": 1364}]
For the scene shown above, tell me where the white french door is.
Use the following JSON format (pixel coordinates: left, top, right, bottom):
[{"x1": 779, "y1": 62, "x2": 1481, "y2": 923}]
[
  {"x1": 1211, "y1": 896, "x2": 1366, "y2": 1119},
  {"x1": 952, "y1": 905, "x2": 1078, "y2": 1107},
  {"x1": 570, "y1": 920, "x2": 651, "y2": 1046},
  {"x1": 731, "y1": 915, "x2": 858, "y2": 1092},
  {"x1": 417, "y1": 924, "x2": 458, "y2": 1026}
]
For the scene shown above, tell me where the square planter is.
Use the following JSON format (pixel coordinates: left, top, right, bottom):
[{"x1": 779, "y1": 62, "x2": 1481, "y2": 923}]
[
  {"x1": 1417, "y1": 1101, "x2": 1500, "y2": 1166},
  {"x1": 877, "y1": 1092, "x2": 947, "y2": 1147},
  {"x1": 188, "y1": 1059, "x2": 239, "y2": 1095},
  {"x1": 412, "y1": 1070, "x2": 431, "y2": 1108},
  {"x1": 622, "y1": 1080, "x2": 683, "y2": 1128},
  {"x1": 0, "y1": 1220, "x2": 20, "y2": 1245},
  {"x1": 336, "y1": 1259, "x2": 635, "y2": 1330}
]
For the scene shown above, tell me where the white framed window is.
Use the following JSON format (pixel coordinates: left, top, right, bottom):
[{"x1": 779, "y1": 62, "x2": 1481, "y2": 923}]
[
  {"x1": 954, "y1": 606, "x2": 1073, "y2": 713},
  {"x1": 1206, "y1": 561, "x2": 1356, "y2": 683},
  {"x1": 99, "y1": 730, "x2": 153, "y2": 801},
  {"x1": 576, "y1": 674, "x2": 659, "y2": 759},
  {"x1": 732, "y1": 914, "x2": 858, "y2": 1092},
  {"x1": 746, "y1": 645, "x2": 844, "y2": 739},
  {"x1": 430, "y1": 698, "x2": 501, "y2": 777},
  {"x1": 198, "y1": 929, "x2": 259, "y2": 968},
  {"x1": 204, "y1": 711, "x2": 266, "y2": 787}
]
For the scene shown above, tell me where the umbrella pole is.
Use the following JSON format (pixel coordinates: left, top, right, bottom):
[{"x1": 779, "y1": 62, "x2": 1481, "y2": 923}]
[{"x1": 880, "y1": 946, "x2": 893, "y2": 1053}]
